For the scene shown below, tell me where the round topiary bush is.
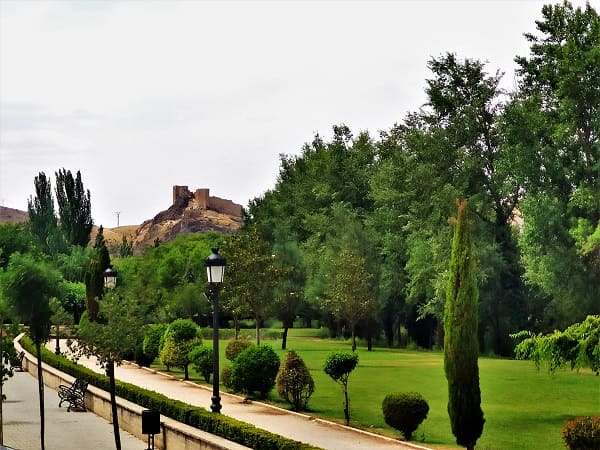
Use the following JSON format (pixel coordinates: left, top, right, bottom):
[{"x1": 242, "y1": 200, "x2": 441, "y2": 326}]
[
  {"x1": 225, "y1": 339, "x2": 253, "y2": 361},
  {"x1": 276, "y1": 350, "x2": 314, "y2": 411},
  {"x1": 189, "y1": 344, "x2": 213, "y2": 383},
  {"x1": 382, "y1": 391, "x2": 429, "y2": 441},
  {"x1": 160, "y1": 318, "x2": 201, "y2": 379},
  {"x1": 231, "y1": 344, "x2": 280, "y2": 398},
  {"x1": 142, "y1": 323, "x2": 168, "y2": 362}
]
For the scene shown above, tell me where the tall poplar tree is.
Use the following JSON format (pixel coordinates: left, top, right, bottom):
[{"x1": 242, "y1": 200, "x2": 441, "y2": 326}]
[
  {"x1": 444, "y1": 199, "x2": 484, "y2": 450},
  {"x1": 27, "y1": 172, "x2": 60, "y2": 253},
  {"x1": 55, "y1": 168, "x2": 93, "y2": 247}
]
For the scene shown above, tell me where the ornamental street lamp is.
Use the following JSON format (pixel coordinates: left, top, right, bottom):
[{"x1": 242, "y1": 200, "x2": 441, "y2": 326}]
[
  {"x1": 101, "y1": 264, "x2": 122, "y2": 450},
  {"x1": 103, "y1": 266, "x2": 118, "y2": 291},
  {"x1": 205, "y1": 248, "x2": 226, "y2": 413}
]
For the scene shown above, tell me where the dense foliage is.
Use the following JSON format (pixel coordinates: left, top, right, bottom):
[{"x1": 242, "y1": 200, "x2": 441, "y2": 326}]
[
  {"x1": 562, "y1": 416, "x2": 600, "y2": 450},
  {"x1": 243, "y1": 2, "x2": 600, "y2": 355},
  {"x1": 189, "y1": 344, "x2": 213, "y2": 383},
  {"x1": 225, "y1": 339, "x2": 254, "y2": 361},
  {"x1": 513, "y1": 315, "x2": 600, "y2": 374}
]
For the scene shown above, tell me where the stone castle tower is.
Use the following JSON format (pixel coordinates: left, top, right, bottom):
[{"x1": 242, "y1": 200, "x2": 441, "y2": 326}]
[{"x1": 172, "y1": 185, "x2": 242, "y2": 217}]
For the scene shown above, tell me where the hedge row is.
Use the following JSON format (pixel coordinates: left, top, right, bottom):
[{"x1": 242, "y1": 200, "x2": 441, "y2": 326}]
[{"x1": 19, "y1": 337, "x2": 319, "y2": 450}]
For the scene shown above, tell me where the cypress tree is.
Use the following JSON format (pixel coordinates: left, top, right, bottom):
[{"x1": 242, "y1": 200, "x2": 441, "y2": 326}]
[{"x1": 444, "y1": 199, "x2": 484, "y2": 450}]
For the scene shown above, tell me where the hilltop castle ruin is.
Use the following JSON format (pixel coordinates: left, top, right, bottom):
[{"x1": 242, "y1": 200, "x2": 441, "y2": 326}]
[{"x1": 172, "y1": 185, "x2": 242, "y2": 218}]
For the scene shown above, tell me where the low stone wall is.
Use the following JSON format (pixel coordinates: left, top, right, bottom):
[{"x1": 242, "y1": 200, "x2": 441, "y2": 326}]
[{"x1": 14, "y1": 337, "x2": 249, "y2": 450}]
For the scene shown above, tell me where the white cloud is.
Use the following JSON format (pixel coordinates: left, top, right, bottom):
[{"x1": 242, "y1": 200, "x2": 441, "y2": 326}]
[{"x1": 0, "y1": 0, "x2": 590, "y2": 226}]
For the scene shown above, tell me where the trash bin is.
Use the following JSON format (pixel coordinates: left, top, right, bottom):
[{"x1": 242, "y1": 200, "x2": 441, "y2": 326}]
[{"x1": 142, "y1": 409, "x2": 160, "y2": 435}]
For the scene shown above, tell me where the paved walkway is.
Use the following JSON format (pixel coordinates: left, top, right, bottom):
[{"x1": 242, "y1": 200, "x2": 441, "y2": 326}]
[
  {"x1": 1, "y1": 370, "x2": 146, "y2": 450},
  {"x1": 51, "y1": 340, "x2": 427, "y2": 450}
]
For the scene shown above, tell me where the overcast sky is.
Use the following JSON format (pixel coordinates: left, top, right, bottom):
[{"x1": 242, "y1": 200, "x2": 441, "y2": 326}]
[{"x1": 0, "y1": 0, "x2": 589, "y2": 227}]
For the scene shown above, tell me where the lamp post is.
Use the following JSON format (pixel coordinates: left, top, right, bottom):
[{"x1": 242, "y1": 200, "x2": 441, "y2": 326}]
[
  {"x1": 103, "y1": 266, "x2": 118, "y2": 291},
  {"x1": 205, "y1": 248, "x2": 226, "y2": 413},
  {"x1": 102, "y1": 264, "x2": 121, "y2": 450}
]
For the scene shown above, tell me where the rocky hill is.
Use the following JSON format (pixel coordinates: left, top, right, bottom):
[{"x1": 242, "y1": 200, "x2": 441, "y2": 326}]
[
  {"x1": 128, "y1": 186, "x2": 242, "y2": 253},
  {"x1": 0, "y1": 206, "x2": 28, "y2": 223},
  {"x1": 2, "y1": 186, "x2": 242, "y2": 254}
]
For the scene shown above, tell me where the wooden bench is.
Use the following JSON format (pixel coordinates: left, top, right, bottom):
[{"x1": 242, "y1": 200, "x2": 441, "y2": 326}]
[
  {"x1": 14, "y1": 351, "x2": 25, "y2": 371},
  {"x1": 58, "y1": 378, "x2": 88, "y2": 412}
]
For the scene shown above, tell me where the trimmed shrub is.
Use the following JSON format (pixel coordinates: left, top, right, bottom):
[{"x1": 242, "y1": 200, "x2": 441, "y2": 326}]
[
  {"x1": 563, "y1": 416, "x2": 600, "y2": 450},
  {"x1": 276, "y1": 350, "x2": 314, "y2": 411},
  {"x1": 142, "y1": 323, "x2": 168, "y2": 362},
  {"x1": 160, "y1": 319, "x2": 201, "y2": 379},
  {"x1": 221, "y1": 365, "x2": 234, "y2": 391},
  {"x1": 225, "y1": 339, "x2": 253, "y2": 361},
  {"x1": 189, "y1": 345, "x2": 213, "y2": 383},
  {"x1": 323, "y1": 351, "x2": 358, "y2": 425},
  {"x1": 231, "y1": 345, "x2": 280, "y2": 398},
  {"x1": 382, "y1": 392, "x2": 429, "y2": 441}
]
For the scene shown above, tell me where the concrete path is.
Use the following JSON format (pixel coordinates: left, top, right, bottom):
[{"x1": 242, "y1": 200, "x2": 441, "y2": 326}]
[
  {"x1": 1, "y1": 370, "x2": 147, "y2": 450},
  {"x1": 53, "y1": 340, "x2": 428, "y2": 450}
]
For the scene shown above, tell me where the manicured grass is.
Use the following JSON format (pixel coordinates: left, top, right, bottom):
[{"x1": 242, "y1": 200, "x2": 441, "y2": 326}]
[{"x1": 154, "y1": 328, "x2": 599, "y2": 450}]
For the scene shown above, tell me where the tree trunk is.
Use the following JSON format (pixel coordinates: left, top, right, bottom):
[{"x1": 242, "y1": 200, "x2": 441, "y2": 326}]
[
  {"x1": 55, "y1": 329, "x2": 60, "y2": 355},
  {"x1": 107, "y1": 361, "x2": 121, "y2": 450},
  {"x1": 233, "y1": 316, "x2": 240, "y2": 340},
  {"x1": 351, "y1": 326, "x2": 356, "y2": 352},
  {"x1": 281, "y1": 327, "x2": 289, "y2": 350},
  {"x1": 36, "y1": 342, "x2": 45, "y2": 450},
  {"x1": 255, "y1": 315, "x2": 261, "y2": 346},
  {"x1": 343, "y1": 384, "x2": 350, "y2": 426},
  {"x1": 184, "y1": 364, "x2": 189, "y2": 380}
]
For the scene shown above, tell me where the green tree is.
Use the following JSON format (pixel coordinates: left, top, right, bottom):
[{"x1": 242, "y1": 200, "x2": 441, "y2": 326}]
[
  {"x1": 55, "y1": 168, "x2": 93, "y2": 247},
  {"x1": 75, "y1": 286, "x2": 153, "y2": 450},
  {"x1": 324, "y1": 248, "x2": 375, "y2": 352},
  {"x1": 444, "y1": 199, "x2": 484, "y2": 450},
  {"x1": 27, "y1": 171, "x2": 62, "y2": 254},
  {"x1": 2, "y1": 253, "x2": 61, "y2": 450},
  {"x1": 390, "y1": 53, "x2": 528, "y2": 354},
  {"x1": 0, "y1": 223, "x2": 36, "y2": 269},
  {"x1": 220, "y1": 227, "x2": 282, "y2": 345},
  {"x1": 54, "y1": 244, "x2": 94, "y2": 282},
  {"x1": 324, "y1": 351, "x2": 358, "y2": 426},
  {"x1": 119, "y1": 235, "x2": 134, "y2": 258},
  {"x1": 84, "y1": 236, "x2": 111, "y2": 322},
  {"x1": 272, "y1": 239, "x2": 305, "y2": 350},
  {"x1": 512, "y1": 1, "x2": 600, "y2": 328},
  {"x1": 159, "y1": 318, "x2": 200, "y2": 380},
  {"x1": 512, "y1": 315, "x2": 600, "y2": 375},
  {"x1": 60, "y1": 280, "x2": 86, "y2": 324}
]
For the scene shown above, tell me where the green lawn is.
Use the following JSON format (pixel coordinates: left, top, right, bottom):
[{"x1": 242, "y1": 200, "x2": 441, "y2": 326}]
[{"x1": 155, "y1": 328, "x2": 599, "y2": 450}]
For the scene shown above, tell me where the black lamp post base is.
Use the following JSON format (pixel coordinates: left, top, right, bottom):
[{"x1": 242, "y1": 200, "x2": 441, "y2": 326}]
[{"x1": 210, "y1": 396, "x2": 222, "y2": 413}]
